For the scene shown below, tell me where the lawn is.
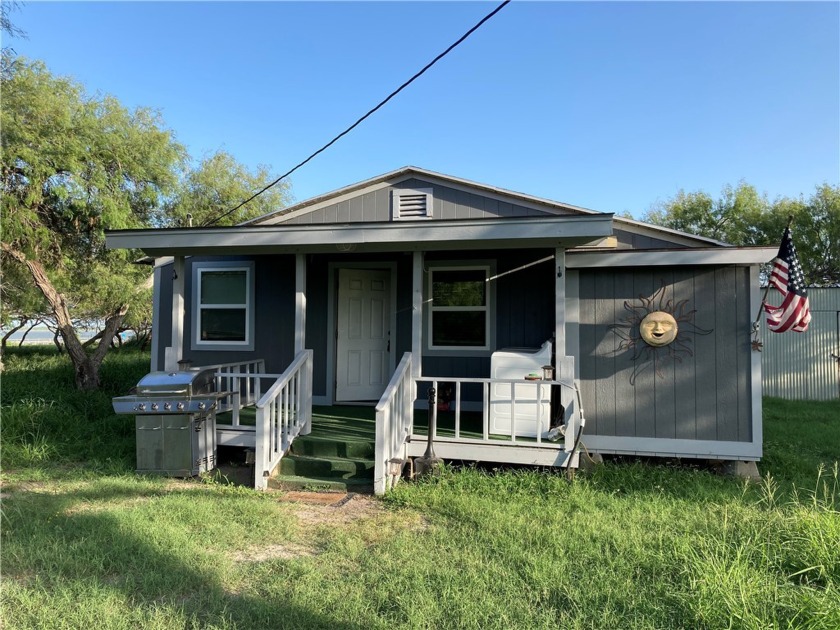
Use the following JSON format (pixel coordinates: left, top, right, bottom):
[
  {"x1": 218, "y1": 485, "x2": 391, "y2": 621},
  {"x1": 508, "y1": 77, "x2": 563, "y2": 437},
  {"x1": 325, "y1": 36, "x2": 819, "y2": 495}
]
[{"x1": 2, "y1": 347, "x2": 839, "y2": 629}]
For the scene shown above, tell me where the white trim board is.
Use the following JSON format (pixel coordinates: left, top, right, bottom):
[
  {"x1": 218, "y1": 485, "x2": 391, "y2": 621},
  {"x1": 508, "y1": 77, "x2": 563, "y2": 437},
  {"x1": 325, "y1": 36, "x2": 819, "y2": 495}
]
[
  {"x1": 582, "y1": 435, "x2": 761, "y2": 460},
  {"x1": 106, "y1": 215, "x2": 613, "y2": 256},
  {"x1": 405, "y1": 439, "x2": 575, "y2": 468},
  {"x1": 567, "y1": 248, "x2": 778, "y2": 268}
]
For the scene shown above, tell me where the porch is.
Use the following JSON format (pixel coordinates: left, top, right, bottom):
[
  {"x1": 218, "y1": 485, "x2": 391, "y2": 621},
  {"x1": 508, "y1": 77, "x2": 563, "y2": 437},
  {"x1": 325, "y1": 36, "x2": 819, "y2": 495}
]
[{"x1": 209, "y1": 352, "x2": 582, "y2": 494}]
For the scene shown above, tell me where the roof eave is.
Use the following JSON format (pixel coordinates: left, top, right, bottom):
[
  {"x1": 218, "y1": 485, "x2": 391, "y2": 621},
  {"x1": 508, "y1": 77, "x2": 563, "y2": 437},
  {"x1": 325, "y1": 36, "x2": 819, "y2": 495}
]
[{"x1": 106, "y1": 215, "x2": 614, "y2": 258}]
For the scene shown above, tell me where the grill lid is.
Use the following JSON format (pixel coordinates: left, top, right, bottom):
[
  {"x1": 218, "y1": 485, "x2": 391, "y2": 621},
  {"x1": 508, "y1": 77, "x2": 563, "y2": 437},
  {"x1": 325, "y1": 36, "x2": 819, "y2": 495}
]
[{"x1": 136, "y1": 368, "x2": 215, "y2": 396}]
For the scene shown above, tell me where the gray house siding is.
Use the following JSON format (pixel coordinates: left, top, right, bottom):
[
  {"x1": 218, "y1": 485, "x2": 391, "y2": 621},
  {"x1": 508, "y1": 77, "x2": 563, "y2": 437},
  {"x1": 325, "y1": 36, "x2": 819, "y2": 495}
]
[
  {"x1": 576, "y1": 265, "x2": 754, "y2": 444},
  {"x1": 422, "y1": 249, "x2": 556, "y2": 381},
  {"x1": 302, "y1": 253, "x2": 415, "y2": 398},
  {"x1": 613, "y1": 227, "x2": 687, "y2": 250},
  {"x1": 155, "y1": 255, "x2": 297, "y2": 374},
  {"x1": 280, "y1": 178, "x2": 563, "y2": 225}
]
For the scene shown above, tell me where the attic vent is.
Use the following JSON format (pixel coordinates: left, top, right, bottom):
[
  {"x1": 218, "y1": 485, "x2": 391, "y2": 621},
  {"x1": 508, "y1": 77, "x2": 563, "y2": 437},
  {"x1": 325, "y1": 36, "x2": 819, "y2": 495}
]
[{"x1": 393, "y1": 188, "x2": 433, "y2": 220}]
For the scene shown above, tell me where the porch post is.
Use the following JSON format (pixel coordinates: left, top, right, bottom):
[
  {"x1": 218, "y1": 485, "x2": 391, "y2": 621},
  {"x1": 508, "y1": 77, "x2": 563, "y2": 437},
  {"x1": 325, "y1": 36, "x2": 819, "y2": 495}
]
[
  {"x1": 412, "y1": 251, "x2": 424, "y2": 381},
  {"x1": 555, "y1": 247, "x2": 566, "y2": 356},
  {"x1": 556, "y1": 247, "x2": 579, "y2": 467},
  {"x1": 164, "y1": 255, "x2": 185, "y2": 371},
  {"x1": 294, "y1": 253, "x2": 306, "y2": 354}
]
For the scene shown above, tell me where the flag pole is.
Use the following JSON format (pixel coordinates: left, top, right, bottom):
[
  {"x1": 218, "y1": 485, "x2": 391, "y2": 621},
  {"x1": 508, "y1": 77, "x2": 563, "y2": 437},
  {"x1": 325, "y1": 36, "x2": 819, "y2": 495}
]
[{"x1": 751, "y1": 214, "x2": 794, "y2": 348}]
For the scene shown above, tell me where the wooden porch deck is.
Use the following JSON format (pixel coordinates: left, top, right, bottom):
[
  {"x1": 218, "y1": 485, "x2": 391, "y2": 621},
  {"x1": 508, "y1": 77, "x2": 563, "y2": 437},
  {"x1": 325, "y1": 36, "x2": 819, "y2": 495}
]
[
  {"x1": 217, "y1": 404, "x2": 557, "y2": 449},
  {"x1": 217, "y1": 405, "x2": 541, "y2": 443}
]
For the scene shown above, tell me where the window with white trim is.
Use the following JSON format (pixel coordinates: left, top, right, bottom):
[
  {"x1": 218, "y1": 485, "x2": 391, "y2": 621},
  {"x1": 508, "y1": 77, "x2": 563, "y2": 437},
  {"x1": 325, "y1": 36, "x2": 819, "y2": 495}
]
[
  {"x1": 192, "y1": 261, "x2": 255, "y2": 350},
  {"x1": 392, "y1": 188, "x2": 433, "y2": 220},
  {"x1": 428, "y1": 265, "x2": 491, "y2": 350}
]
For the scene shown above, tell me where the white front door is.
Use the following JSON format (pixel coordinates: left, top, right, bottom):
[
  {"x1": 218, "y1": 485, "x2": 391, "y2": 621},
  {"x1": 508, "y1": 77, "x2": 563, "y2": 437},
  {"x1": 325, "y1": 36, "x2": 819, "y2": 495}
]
[{"x1": 335, "y1": 268, "x2": 391, "y2": 402}]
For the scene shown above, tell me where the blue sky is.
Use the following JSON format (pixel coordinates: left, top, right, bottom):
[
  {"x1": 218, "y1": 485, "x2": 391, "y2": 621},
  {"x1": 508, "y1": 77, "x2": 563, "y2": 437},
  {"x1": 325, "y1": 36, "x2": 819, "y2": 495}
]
[{"x1": 9, "y1": 1, "x2": 839, "y2": 217}]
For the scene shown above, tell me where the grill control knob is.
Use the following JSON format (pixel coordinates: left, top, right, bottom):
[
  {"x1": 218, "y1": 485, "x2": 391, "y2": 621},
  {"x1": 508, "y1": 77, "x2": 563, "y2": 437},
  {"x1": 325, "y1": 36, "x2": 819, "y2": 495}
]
[
  {"x1": 138, "y1": 403, "x2": 146, "y2": 411},
  {"x1": 164, "y1": 402, "x2": 172, "y2": 411},
  {"x1": 151, "y1": 403, "x2": 159, "y2": 411},
  {"x1": 198, "y1": 402, "x2": 206, "y2": 410},
  {"x1": 177, "y1": 402, "x2": 185, "y2": 411}
]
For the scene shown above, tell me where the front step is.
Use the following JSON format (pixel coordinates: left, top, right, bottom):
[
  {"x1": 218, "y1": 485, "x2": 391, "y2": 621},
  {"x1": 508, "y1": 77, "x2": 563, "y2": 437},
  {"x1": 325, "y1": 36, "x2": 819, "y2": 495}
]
[
  {"x1": 267, "y1": 475, "x2": 373, "y2": 494},
  {"x1": 270, "y1": 431, "x2": 375, "y2": 494},
  {"x1": 279, "y1": 454, "x2": 374, "y2": 479}
]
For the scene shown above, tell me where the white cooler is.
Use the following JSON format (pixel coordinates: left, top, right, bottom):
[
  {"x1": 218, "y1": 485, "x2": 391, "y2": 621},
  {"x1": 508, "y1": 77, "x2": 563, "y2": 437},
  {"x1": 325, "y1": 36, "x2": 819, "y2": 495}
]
[{"x1": 489, "y1": 340, "x2": 553, "y2": 437}]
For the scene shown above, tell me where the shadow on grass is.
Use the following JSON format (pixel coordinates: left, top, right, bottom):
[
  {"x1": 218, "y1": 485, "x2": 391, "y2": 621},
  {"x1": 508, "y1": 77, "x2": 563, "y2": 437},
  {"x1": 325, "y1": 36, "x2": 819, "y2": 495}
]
[{"x1": 1, "y1": 481, "x2": 369, "y2": 629}]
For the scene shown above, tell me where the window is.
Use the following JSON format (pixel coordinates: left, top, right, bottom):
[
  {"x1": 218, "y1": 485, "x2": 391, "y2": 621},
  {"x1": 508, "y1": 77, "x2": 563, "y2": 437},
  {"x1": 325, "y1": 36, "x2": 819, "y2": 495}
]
[
  {"x1": 428, "y1": 266, "x2": 491, "y2": 351},
  {"x1": 192, "y1": 261, "x2": 255, "y2": 350},
  {"x1": 392, "y1": 188, "x2": 433, "y2": 220}
]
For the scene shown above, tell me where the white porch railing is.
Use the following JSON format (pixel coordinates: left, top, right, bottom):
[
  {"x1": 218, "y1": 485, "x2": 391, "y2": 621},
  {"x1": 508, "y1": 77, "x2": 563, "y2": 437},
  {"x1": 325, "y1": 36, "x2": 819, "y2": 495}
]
[
  {"x1": 374, "y1": 352, "x2": 414, "y2": 495},
  {"x1": 189, "y1": 358, "x2": 268, "y2": 424},
  {"x1": 414, "y1": 376, "x2": 583, "y2": 465},
  {"x1": 254, "y1": 350, "x2": 314, "y2": 490}
]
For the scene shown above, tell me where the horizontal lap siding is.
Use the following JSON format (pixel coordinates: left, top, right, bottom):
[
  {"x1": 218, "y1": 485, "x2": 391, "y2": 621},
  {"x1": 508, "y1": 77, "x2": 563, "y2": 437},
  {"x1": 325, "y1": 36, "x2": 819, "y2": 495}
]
[
  {"x1": 281, "y1": 178, "x2": 558, "y2": 224},
  {"x1": 578, "y1": 266, "x2": 753, "y2": 443}
]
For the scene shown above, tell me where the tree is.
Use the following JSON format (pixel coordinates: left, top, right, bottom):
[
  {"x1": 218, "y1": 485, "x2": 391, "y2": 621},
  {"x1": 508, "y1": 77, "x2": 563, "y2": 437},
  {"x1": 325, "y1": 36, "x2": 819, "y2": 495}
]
[
  {"x1": 643, "y1": 183, "x2": 840, "y2": 285},
  {"x1": 1, "y1": 58, "x2": 185, "y2": 389},
  {"x1": 166, "y1": 151, "x2": 291, "y2": 228},
  {"x1": 2, "y1": 58, "x2": 292, "y2": 388}
]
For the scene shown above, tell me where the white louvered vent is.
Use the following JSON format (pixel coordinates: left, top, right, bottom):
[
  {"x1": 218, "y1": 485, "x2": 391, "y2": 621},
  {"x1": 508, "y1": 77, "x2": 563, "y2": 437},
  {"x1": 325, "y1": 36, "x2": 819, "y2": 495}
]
[{"x1": 393, "y1": 188, "x2": 433, "y2": 220}]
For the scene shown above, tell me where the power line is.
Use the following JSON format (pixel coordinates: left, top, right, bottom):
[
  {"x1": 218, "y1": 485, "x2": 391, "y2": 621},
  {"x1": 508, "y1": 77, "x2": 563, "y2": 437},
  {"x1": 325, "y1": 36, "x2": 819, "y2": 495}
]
[{"x1": 202, "y1": 0, "x2": 511, "y2": 227}]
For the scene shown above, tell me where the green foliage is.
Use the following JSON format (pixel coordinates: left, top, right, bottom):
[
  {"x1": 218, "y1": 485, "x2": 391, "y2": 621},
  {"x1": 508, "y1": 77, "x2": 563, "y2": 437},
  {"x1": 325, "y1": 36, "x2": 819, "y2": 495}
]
[
  {"x1": 165, "y1": 151, "x2": 291, "y2": 228},
  {"x1": 1, "y1": 57, "x2": 183, "y2": 315},
  {"x1": 644, "y1": 182, "x2": 840, "y2": 285},
  {"x1": 1, "y1": 346, "x2": 149, "y2": 468},
  {"x1": 0, "y1": 57, "x2": 289, "y2": 386}
]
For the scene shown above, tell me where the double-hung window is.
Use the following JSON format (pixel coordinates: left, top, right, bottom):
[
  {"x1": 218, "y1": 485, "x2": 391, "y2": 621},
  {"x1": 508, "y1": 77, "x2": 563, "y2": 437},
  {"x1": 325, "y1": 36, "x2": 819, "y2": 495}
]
[
  {"x1": 192, "y1": 261, "x2": 255, "y2": 350},
  {"x1": 428, "y1": 265, "x2": 491, "y2": 351}
]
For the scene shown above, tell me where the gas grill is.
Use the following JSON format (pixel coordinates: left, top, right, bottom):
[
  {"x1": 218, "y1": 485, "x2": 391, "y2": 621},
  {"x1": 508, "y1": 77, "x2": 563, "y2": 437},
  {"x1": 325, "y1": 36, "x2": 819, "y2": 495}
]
[{"x1": 112, "y1": 368, "x2": 220, "y2": 477}]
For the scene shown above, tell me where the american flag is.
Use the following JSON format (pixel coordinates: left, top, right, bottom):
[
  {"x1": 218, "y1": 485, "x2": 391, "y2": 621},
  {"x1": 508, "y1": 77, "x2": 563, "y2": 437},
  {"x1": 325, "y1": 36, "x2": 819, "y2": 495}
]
[{"x1": 764, "y1": 226, "x2": 811, "y2": 333}]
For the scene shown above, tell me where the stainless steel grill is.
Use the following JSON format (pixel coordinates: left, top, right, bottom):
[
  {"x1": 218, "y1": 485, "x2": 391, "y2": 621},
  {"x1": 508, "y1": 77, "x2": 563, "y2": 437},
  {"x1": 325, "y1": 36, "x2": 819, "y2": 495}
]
[{"x1": 112, "y1": 368, "x2": 220, "y2": 477}]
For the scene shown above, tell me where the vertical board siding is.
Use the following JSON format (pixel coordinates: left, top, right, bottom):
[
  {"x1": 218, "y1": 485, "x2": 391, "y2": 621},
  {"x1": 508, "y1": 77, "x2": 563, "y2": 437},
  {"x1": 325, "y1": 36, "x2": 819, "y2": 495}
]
[
  {"x1": 613, "y1": 272, "x2": 637, "y2": 437},
  {"x1": 692, "y1": 269, "x2": 718, "y2": 440},
  {"x1": 672, "y1": 269, "x2": 698, "y2": 439},
  {"x1": 578, "y1": 266, "x2": 754, "y2": 443},
  {"x1": 594, "y1": 273, "x2": 616, "y2": 436},
  {"x1": 633, "y1": 270, "x2": 656, "y2": 438},
  {"x1": 654, "y1": 270, "x2": 677, "y2": 439},
  {"x1": 714, "y1": 268, "x2": 739, "y2": 442},
  {"x1": 760, "y1": 288, "x2": 840, "y2": 400}
]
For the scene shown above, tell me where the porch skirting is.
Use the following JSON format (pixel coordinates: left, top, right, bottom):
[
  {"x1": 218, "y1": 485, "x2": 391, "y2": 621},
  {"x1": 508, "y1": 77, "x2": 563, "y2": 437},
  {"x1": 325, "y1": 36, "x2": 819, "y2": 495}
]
[{"x1": 405, "y1": 438, "x2": 577, "y2": 468}]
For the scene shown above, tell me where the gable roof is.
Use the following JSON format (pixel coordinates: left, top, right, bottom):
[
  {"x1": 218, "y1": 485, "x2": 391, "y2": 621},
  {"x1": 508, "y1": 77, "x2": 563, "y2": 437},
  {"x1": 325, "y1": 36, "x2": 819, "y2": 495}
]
[
  {"x1": 245, "y1": 166, "x2": 598, "y2": 226},
  {"x1": 244, "y1": 166, "x2": 726, "y2": 248}
]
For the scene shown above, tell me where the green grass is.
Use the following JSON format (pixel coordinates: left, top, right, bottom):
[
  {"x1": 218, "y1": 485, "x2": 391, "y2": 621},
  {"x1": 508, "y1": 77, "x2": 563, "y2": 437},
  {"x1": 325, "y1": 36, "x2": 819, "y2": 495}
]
[
  {"x1": 1, "y1": 345, "x2": 148, "y2": 474},
  {"x1": 2, "y1": 347, "x2": 839, "y2": 629}
]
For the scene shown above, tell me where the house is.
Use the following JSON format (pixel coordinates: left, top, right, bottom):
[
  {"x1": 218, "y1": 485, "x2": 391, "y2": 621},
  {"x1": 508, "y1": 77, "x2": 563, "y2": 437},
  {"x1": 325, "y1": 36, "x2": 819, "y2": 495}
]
[{"x1": 105, "y1": 167, "x2": 777, "y2": 493}]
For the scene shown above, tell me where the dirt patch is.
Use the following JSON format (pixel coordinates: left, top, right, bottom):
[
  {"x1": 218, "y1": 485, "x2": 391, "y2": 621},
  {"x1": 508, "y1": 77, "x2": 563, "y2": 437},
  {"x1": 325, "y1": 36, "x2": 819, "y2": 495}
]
[
  {"x1": 289, "y1": 492, "x2": 387, "y2": 528},
  {"x1": 230, "y1": 542, "x2": 317, "y2": 562}
]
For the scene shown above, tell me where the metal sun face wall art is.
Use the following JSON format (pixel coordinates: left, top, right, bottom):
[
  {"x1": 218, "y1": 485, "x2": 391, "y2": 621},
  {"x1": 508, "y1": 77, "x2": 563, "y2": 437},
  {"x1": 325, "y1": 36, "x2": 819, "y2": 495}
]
[{"x1": 610, "y1": 283, "x2": 713, "y2": 385}]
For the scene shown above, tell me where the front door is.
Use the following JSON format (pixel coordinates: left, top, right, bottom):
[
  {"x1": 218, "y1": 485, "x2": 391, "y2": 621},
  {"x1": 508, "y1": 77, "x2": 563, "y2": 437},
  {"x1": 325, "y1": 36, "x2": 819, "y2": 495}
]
[{"x1": 335, "y1": 268, "x2": 391, "y2": 402}]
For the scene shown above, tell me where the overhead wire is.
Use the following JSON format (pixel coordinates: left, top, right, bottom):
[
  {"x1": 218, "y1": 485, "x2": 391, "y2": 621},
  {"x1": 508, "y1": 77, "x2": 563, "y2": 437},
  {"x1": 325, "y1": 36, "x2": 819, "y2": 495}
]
[{"x1": 201, "y1": 0, "x2": 511, "y2": 227}]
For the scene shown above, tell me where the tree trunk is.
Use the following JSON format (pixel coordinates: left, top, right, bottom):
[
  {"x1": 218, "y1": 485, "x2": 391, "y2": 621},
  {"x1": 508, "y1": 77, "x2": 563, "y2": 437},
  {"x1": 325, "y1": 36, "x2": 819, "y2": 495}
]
[
  {"x1": 1, "y1": 317, "x2": 28, "y2": 351},
  {"x1": 1, "y1": 243, "x2": 128, "y2": 390},
  {"x1": 18, "y1": 320, "x2": 38, "y2": 347}
]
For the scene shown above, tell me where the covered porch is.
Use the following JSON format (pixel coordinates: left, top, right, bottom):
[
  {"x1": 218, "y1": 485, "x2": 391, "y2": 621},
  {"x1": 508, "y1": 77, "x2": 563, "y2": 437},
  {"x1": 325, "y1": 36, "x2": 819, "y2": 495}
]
[
  {"x1": 206, "y1": 350, "x2": 581, "y2": 494},
  {"x1": 106, "y1": 210, "x2": 610, "y2": 493}
]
